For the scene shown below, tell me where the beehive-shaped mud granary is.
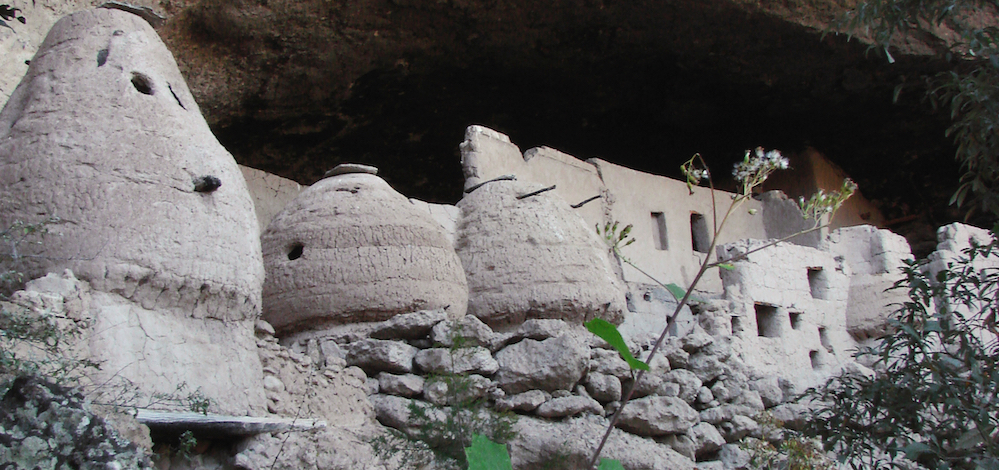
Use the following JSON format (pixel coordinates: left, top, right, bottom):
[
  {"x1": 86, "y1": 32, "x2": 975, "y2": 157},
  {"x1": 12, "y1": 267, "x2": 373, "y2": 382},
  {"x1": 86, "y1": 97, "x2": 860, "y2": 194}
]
[
  {"x1": 456, "y1": 179, "x2": 626, "y2": 329},
  {"x1": 0, "y1": 8, "x2": 263, "y2": 320},
  {"x1": 261, "y1": 165, "x2": 468, "y2": 335}
]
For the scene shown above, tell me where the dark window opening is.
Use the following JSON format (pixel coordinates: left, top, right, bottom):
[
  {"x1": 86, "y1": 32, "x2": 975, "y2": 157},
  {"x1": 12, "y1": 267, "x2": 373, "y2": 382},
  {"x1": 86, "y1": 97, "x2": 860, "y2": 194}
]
[
  {"x1": 755, "y1": 303, "x2": 781, "y2": 338},
  {"x1": 651, "y1": 212, "x2": 668, "y2": 250},
  {"x1": 789, "y1": 312, "x2": 802, "y2": 330},
  {"x1": 131, "y1": 72, "x2": 153, "y2": 95},
  {"x1": 808, "y1": 267, "x2": 828, "y2": 299},
  {"x1": 810, "y1": 350, "x2": 821, "y2": 370},
  {"x1": 287, "y1": 243, "x2": 304, "y2": 260},
  {"x1": 819, "y1": 327, "x2": 832, "y2": 352},
  {"x1": 690, "y1": 212, "x2": 710, "y2": 254},
  {"x1": 731, "y1": 316, "x2": 743, "y2": 336}
]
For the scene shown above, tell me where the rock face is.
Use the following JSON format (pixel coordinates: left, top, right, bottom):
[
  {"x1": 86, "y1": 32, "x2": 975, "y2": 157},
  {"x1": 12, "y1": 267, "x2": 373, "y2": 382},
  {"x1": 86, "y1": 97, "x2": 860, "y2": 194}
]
[
  {"x1": 261, "y1": 169, "x2": 468, "y2": 335},
  {"x1": 0, "y1": 8, "x2": 263, "y2": 321},
  {"x1": 456, "y1": 179, "x2": 626, "y2": 327}
]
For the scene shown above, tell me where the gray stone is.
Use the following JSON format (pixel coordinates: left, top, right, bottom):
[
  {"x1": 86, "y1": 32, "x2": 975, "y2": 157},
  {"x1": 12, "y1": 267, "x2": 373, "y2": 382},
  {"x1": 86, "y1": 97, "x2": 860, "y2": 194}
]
[
  {"x1": 423, "y1": 380, "x2": 450, "y2": 406},
  {"x1": 768, "y1": 403, "x2": 811, "y2": 430},
  {"x1": 414, "y1": 347, "x2": 499, "y2": 375},
  {"x1": 535, "y1": 395, "x2": 603, "y2": 418},
  {"x1": 699, "y1": 404, "x2": 756, "y2": 425},
  {"x1": 688, "y1": 352, "x2": 725, "y2": 382},
  {"x1": 663, "y1": 369, "x2": 702, "y2": 404},
  {"x1": 733, "y1": 390, "x2": 765, "y2": 412},
  {"x1": 424, "y1": 374, "x2": 492, "y2": 406},
  {"x1": 749, "y1": 376, "x2": 784, "y2": 408},
  {"x1": 659, "y1": 433, "x2": 696, "y2": 460},
  {"x1": 697, "y1": 386, "x2": 714, "y2": 405},
  {"x1": 719, "y1": 415, "x2": 760, "y2": 443},
  {"x1": 710, "y1": 381, "x2": 732, "y2": 402},
  {"x1": 584, "y1": 372, "x2": 622, "y2": 403},
  {"x1": 370, "y1": 308, "x2": 448, "y2": 340},
  {"x1": 663, "y1": 339, "x2": 690, "y2": 369},
  {"x1": 695, "y1": 461, "x2": 724, "y2": 470},
  {"x1": 430, "y1": 315, "x2": 500, "y2": 350},
  {"x1": 719, "y1": 443, "x2": 752, "y2": 469},
  {"x1": 345, "y1": 339, "x2": 418, "y2": 374},
  {"x1": 494, "y1": 334, "x2": 589, "y2": 394},
  {"x1": 690, "y1": 422, "x2": 726, "y2": 457},
  {"x1": 376, "y1": 373, "x2": 424, "y2": 398},
  {"x1": 508, "y1": 414, "x2": 695, "y2": 470},
  {"x1": 589, "y1": 348, "x2": 632, "y2": 380},
  {"x1": 320, "y1": 339, "x2": 347, "y2": 362},
  {"x1": 371, "y1": 394, "x2": 416, "y2": 430},
  {"x1": 495, "y1": 390, "x2": 551, "y2": 412},
  {"x1": 680, "y1": 328, "x2": 714, "y2": 352},
  {"x1": 511, "y1": 319, "x2": 571, "y2": 341},
  {"x1": 616, "y1": 396, "x2": 699, "y2": 436}
]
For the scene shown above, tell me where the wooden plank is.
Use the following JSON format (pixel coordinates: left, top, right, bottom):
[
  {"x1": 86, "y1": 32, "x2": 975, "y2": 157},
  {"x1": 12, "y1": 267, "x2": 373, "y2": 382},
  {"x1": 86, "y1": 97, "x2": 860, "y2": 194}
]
[{"x1": 136, "y1": 410, "x2": 326, "y2": 437}]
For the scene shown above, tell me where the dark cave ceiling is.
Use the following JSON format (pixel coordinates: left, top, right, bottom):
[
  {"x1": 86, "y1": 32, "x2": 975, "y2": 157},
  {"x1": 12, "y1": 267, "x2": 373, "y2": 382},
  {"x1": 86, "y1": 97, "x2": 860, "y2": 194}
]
[{"x1": 157, "y1": 0, "x2": 968, "y2": 251}]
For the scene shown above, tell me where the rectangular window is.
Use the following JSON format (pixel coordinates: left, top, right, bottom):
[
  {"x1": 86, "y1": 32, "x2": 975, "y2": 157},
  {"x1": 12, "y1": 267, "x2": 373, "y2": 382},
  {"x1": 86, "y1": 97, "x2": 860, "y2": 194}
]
[
  {"x1": 690, "y1": 212, "x2": 710, "y2": 254},
  {"x1": 789, "y1": 312, "x2": 802, "y2": 330},
  {"x1": 808, "y1": 267, "x2": 828, "y2": 299},
  {"x1": 755, "y1": 303, "x2": 781, "y2": 338},
  {"x1": 651, "y1": 212, "x2": 668, "y2": 250}
]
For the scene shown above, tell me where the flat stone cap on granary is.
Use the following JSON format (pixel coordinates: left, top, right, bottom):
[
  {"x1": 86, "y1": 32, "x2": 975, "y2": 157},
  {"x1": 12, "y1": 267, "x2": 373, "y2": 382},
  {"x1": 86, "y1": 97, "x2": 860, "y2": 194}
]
[
  {"x1": 0, "y1": 9, "x2": 263, "y2": 320},
  {"x1": 456, "y1": 180, "x2": 627, "y2": 329},
  {"x1": 261, "y1": 168, "x2": 469, "y2": 334}
]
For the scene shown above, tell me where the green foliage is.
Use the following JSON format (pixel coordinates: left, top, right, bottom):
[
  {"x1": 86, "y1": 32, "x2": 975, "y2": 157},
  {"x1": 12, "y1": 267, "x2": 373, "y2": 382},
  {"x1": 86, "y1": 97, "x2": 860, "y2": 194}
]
[
  {"x1": 585, "y1": 318, "x2": 648, "y2": 371},
  {"x1": 597, "y1": 458, "x2": 626, "y2": 470},
  {"x1": 465, "y1": 434, "x2": 512, "y2": 470},
  {"x1": 1, "y1": 217, "x2": 57, "y2": 296},
  {"x1": 837, "y1": 0, "x2": 999, "y2": 217},
  {"x1": 0, "y1": 217, "x2": 97, "y2": 396},
  {"x1": 742, "y1": 412, "x2": 835, "y2": 470},
  {"x1": 803, "y1": 232, "x2": 999, "y2": 469}
]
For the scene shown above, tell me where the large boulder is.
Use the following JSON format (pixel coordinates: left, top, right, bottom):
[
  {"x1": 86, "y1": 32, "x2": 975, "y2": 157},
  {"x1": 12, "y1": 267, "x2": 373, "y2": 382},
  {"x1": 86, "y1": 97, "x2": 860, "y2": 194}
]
[
  {"x1": 455, "y1": 179, "x2": 626, "y2": 328},
  {"x1": 0, "y1": 8, "x2": 263, "y2": 321},
  {"x1": 261, "y1": 166, "x2": 468, "y2": 335}
]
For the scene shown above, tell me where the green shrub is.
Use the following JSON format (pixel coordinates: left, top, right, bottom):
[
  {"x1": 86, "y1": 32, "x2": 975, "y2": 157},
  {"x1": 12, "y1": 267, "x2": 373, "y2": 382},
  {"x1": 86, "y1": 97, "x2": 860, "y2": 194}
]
[{"x1": 804, "y1": 230, "x2": 999, "y2": 469}]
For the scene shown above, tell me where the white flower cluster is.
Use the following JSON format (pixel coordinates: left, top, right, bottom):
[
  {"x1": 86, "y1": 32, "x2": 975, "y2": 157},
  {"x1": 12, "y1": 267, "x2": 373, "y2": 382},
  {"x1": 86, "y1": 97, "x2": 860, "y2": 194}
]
[
  {"x1": 732, "y1": 147, "x2": 789, "y2": 183},
  {"x1": 688, "y1": 168, "x2": 710, "y2": 181}
]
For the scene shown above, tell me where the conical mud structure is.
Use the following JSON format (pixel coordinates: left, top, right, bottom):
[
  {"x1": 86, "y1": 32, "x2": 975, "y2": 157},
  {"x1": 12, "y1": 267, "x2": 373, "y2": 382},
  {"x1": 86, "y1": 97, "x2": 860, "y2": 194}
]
[
  {"x1": 0, "y1": 9, "x2": 265, "y2": 414},
  {"x1": 456, "y1": 180, "x2": 627, "y2": 328},
  {"x1": 262, "y1": 164, "x2": 468, "y2": 336},
  {"x1": 0, "y1": 9, "x2": 263, "y2": 319}
]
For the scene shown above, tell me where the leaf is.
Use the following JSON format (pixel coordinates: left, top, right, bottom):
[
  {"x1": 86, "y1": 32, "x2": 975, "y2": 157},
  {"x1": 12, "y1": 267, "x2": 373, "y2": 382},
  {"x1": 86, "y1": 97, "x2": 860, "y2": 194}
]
[
  {"x1": 465, "y1": 434, "x2": 513, "y2": 470},
  {"x1": 902, "y1": 441, "x2": 934, "y2": 461},
  {"x1": 585, "y1": 318, "x2": 649, "y2": 371},
  {"x1": 718, "y1": 263, "x2": 736, "y2": 271},
  {"x1": 665, "y1": 283, "x2": 687, "y2": 301},
  {"x1": 598, "y1": 458, "x2": 626, "y2": 470}
]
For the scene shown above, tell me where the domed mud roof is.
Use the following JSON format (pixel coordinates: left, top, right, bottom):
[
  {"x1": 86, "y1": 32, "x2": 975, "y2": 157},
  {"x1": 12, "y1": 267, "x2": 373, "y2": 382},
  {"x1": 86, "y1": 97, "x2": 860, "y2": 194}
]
[
  {"x1": 0, "y1": 9, "x2": 263, "y2": 320},
  {"x1": 261, "y1": 166, "x2": 468, "y2": 334},
  {"x1": 456, "y1": 179, "x2": 626, "y2": 329}
]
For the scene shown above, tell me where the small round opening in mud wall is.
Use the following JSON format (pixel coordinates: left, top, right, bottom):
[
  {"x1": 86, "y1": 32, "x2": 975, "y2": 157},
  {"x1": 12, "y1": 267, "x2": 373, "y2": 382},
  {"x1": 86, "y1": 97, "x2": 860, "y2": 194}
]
[
  {"x1": 131, "y1": 72, "x2": 153, "y2": 95},
  {"x1": 287, "y1": 243, "x2": 304, "y2": 260}
]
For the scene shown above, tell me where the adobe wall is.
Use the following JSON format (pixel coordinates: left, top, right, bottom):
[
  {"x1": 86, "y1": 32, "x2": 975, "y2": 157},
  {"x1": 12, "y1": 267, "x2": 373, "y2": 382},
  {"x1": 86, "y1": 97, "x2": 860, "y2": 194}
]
[
  {"x1": 763, "y1": 147, "x2": 885, "y2": 229},
  {"x1": 459, "y1": 125, "x2": 769, "y2": 294},
  {"x1": 239, "y1": 165, "x2": 303, "y2": 233}
]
